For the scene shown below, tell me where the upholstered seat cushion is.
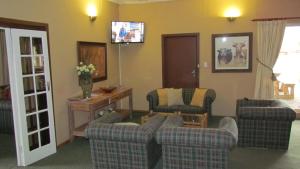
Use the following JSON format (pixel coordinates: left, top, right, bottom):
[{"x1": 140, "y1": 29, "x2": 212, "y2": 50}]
[{"x1": 153, "y1": 105, "x2": 204, "y2": 113}]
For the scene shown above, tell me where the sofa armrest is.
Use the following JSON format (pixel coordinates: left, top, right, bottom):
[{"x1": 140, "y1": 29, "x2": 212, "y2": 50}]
[
  {"x1": 86, "y1": 114, "x2": 165, "y2": 143},
  {"x1": 237, "y1": 99, "x2": 273, "y2": 107},
  {"x1": 146, "y1": 90, "x2": 159, "y2": 111},
  {"x1": 86, "y1": 124, "x2": 152, "y2": 143},
  {"x1": 238, "y1": 107, "x2": 296, "y2": 120},
  {"x1": 156, "y1": 127, "x2": 236, "y2": 149},
  {"x1": 203, "y1": 89, "x2": 216, "y2": 116},
  {"x1": 219, "y1": 117, "x2": 238, "y2": 144},
  {"x1": 236, "y1": 99, "x2": 275, "y2": 117}
]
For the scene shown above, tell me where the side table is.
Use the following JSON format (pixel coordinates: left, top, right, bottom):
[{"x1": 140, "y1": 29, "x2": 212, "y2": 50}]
[{"x1": 67, "y1": 86, "x2": 133, "y2": 141}]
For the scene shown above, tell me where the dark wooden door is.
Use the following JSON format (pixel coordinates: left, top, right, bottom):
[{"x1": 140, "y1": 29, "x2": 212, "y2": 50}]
[{"x1": 162, "y1": 33, "x2": 199, "y2": 88}]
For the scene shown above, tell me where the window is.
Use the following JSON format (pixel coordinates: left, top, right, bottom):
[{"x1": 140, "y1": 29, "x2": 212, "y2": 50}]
[{"x1": 273, "y1": 26, "x2": 300, "y2": 99}]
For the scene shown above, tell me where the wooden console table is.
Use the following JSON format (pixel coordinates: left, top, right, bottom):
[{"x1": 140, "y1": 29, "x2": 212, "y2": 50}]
[{"x1": 67, "y1": 86, "x2": 133, "y2": 141}]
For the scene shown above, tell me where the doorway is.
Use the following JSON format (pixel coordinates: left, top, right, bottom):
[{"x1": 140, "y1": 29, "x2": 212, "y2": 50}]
[
  {"x1": 162, "y1": 33, "x2": 199, "y2": 88},
  {"x1": 0, "y1": 29, "x2": 16, "y2": 166},
  {"x1": 0, "y1": 18, "x2": 56, "y2": 166}
]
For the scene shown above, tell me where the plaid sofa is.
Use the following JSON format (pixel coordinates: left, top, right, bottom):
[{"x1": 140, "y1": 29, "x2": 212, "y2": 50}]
[
  {"x1": 236, "y1": 99, "x2": 296, "y2": 149},
  {"x1": 146, "y1": 88, "x2": 216, "y2": 118},
  {"x1": 156, "y1": 115, "x2": 238, "y2": 169},
  {"x1": 85, "y1": 114, "x2": 166, "y2": 169},
  {"x1": 0, "y1": 100, "x2": 13, "y2": 134}
]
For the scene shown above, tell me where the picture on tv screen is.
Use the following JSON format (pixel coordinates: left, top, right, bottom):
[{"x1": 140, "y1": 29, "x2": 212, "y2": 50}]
[{"x1": 112, "y1": 21, "x2": 144, "y2": 43}]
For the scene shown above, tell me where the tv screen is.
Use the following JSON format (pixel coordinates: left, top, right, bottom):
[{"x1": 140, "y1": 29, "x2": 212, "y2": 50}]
[{"x1": 111, "y1": 21, "x2": 144, "y2": 43}]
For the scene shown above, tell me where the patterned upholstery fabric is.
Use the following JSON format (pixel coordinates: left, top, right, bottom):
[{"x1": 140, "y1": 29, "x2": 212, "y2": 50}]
[
  {"x1": 156, "y1": 115, "x2": 237, "y2": 169},
  {"x1": 146, "y1": 88, "x2": 216, "y2": 118},
  {"x1": 90, "y1": 111, "x2": 126, "y2": 125},
  {"x1": 85, "y1": 114, "x2": 166, "y2": 169},
  {"x1": 236, "y1": 99, "x2": 296, "y2": 149},
  {"x1": 0, "y1": 100, "x2": 13, "y2": 134},
  {"x1": 153, "y1": 105, "x2": 204, "y2": 114}
]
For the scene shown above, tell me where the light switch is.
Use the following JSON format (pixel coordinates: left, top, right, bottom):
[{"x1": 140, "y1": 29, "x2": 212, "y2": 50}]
[{"x1": 204, "y1": 62, "x2": 208, "y2": 68}]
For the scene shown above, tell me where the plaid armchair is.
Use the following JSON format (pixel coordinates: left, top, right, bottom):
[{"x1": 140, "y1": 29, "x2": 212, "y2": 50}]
[
  {"x1": 236, "y1": 99, "x2": 296, "y2": 149},
  {"x1": 146, "y1": 88, "x2": 216, "y2": 118},
  {"x1": 85, "y1": 114, "x2": 166, "y2": 169},
  {"x1": 156, "y1": 115, "x2": 238, "y2": 169}
]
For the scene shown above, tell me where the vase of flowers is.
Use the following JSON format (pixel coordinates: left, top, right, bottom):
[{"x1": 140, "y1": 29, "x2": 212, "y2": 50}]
[{"x1": 76, "y1": 62, "x2": 96, "y2": 99}]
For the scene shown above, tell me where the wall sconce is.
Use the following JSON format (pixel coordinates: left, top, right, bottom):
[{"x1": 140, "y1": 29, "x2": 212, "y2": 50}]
[
  {"x1": 224, "y1": 7, "x2": 241, "y2": 22},
  {"x1": 87, "y1": 4, "x2": 97, "y2": 22}
]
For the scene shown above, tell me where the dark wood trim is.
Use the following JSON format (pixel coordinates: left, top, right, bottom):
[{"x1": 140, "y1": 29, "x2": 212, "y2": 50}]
[
  {"x1": 211, "y1": 32, "x2": 253, "y2": 73},
  {"x1": 252, "y1": 17, "x2": 300, "y2": 22},
  {"x1": 161, "y1": 33, "x2": 200, "y2": 88},
  {"x1": 0, "y1": 17, "x2": 48, "y2": 31}
]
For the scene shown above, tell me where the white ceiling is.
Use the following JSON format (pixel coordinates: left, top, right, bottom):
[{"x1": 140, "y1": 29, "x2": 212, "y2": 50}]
[{"x1": 109, "y1": 0, "x2": 174, "y2": 4}]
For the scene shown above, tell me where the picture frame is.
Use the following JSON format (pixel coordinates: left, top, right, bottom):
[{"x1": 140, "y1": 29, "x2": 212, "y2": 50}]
[
  {"x1": 212, "y1": 32, "x2": 253, "y2": 73},
  {"x1": 77, "y1": 41, "x2": 107, "y2": 82}
]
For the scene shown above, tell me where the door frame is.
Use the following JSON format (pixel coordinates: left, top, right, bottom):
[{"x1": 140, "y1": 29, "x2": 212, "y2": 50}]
[
  {"x1": 0, "y1": 17, "x2": 56, "y2": 166},
  {"x1": 161, "y1": 33, "x2": 200, "y2": 87}
]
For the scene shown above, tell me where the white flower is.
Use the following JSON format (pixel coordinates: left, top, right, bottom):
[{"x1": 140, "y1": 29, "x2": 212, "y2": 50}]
[{"x1": 76, "y1": 63, "x2": 96, "y2": 75}]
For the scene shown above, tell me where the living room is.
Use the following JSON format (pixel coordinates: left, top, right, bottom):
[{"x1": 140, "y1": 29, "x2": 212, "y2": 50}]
[{"x1": 0, "y1": 0, "x2": 300, "y2": 168}]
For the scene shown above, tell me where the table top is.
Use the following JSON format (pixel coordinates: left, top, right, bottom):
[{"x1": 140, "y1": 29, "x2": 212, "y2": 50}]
[{"x1": 68, "y1": 86, "x2": 132, "y2": 104}]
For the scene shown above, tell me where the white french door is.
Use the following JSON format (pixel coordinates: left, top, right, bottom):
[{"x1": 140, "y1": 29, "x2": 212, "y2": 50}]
[{"x1": 6, "y1": 28, "x2": 56, "y2": 166}]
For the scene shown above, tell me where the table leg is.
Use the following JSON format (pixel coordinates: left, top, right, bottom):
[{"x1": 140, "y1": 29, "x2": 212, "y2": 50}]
[
  {"x1": 90, "y1": 109, "x2": 95, "y2": 122},
  {"x1": 128, "y1": 94, "x2": 133, "y2": 119},
  {"x1": 68, "y1": 104, "x2": 75, "y2": 142}
]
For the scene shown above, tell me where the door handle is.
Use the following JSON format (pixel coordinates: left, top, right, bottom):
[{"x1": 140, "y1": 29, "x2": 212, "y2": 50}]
[{"x1": 191, "y1": 70, "x2": 196, "y2": 77}]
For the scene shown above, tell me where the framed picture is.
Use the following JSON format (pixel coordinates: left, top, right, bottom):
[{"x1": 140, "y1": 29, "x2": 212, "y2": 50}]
[
  {"x1": 77, "y1": 41, "x2": 107, "y2": 82},
  {"x1": 212, "y1": 32, "x2": 253, "y2": 73}
]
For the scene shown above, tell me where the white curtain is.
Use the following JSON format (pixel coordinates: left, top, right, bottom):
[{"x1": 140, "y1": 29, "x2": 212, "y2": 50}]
[
  {"x1": 254, "y1": 20, "x2": 286, "y2": 99},
  {"x1": 0, "y1": 30, "x2": 10, "y2": 86}
]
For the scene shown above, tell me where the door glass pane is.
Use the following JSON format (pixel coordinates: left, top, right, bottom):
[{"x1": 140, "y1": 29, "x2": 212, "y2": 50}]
[
  {"x1": 28, "y1": 133, "x2": 39, "y2": 151},
  {"x1": 34, "y1": 56, "x2": 44, "y2": 73},
  {"x1": 36, "y1": 75, "x2": 46, "y2": 92},
  {"x1": 21, "y1": 57, "x2": 33, "y2": 75},
  {"x1": 39, "y1": 111, "x2": 49, "y2": 128},
  {"x1": 23, "y1": 76, "x2": 34, "y2": 94},
  {"x1": 37, "y1": 93, "x2": 47, "y2": 110},
  {"x1": 25, "y1": 96, "x2": 36, "y2": 114},
  {"x1": 40, "y1": 129, "x2": 50, "y2": 146},
  {"x1": 32, "y1": 37, "x2": 43, "y2": 54},
  {"x1": 19, "y1": 37, "x2": 31, "y2": 55},
  {"x1": 27, "y1": 114, "x2": 37, "y2": 132}
]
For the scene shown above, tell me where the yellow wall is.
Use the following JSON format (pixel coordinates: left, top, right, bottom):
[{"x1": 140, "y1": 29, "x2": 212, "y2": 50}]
[
  {"x1": 1, "y1": 0, "x2": 300, "y2": 145},
  {"x1": 0, "y1": 0, "x2": 119, "y2": 145},
  {"x1": 118, "y1": 0, "x2": 300, "y2": 116}
]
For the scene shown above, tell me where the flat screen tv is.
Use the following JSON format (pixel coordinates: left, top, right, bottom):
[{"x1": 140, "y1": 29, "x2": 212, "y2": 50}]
[{"x1": 111, "y1": 21, "x2": 144, "y2": 44}]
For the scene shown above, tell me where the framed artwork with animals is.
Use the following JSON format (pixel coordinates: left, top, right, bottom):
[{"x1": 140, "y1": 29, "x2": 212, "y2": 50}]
[{"x1": 212, "y1": 32, "x2": 253, "y2": 73}]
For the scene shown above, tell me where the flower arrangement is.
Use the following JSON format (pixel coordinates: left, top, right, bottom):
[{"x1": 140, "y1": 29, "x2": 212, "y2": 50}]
[
  {"x1": 76, "y1": 62, "x2": 96, "y2": 98},
  {"x1": 76, "y1": 62, "x2": 96, "y2": 78}
]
